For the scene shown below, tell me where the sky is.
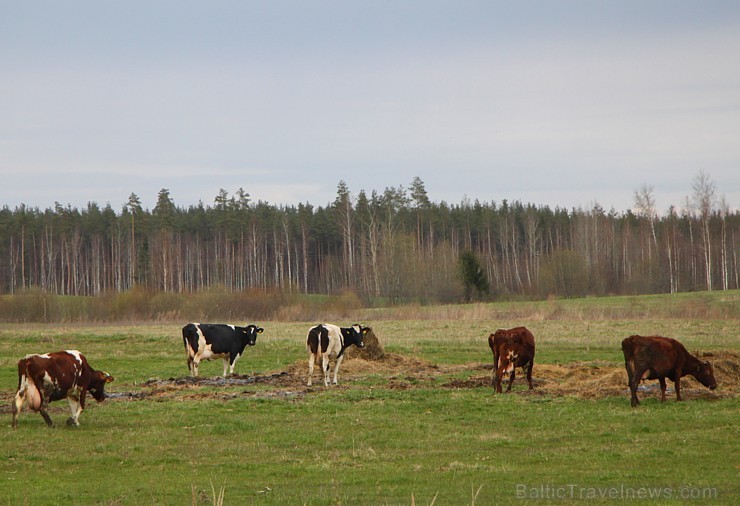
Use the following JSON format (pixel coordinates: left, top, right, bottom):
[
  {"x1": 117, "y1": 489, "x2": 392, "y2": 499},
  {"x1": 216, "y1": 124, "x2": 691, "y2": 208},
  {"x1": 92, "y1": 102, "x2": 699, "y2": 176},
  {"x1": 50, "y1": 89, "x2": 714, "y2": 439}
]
[{"x1": 2, "y1": 0, "x2": 739, "y2": 214}]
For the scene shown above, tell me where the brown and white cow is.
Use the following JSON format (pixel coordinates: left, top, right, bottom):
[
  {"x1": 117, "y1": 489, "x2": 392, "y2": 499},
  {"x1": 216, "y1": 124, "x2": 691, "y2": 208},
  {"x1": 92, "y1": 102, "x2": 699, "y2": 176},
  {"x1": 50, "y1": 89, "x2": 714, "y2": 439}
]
[
  {"x1": 488, "y1": 326, "x2": 536, "y2": 393},
  {"x1": 11, "y1": 350, "x2": 114, "y2": 428},
  {"x1": 621, "y1": 335, "x2": 717, "y2": 407},
  {"x1": 307, "y1": 323, "x2": 369, "y2": 386}
]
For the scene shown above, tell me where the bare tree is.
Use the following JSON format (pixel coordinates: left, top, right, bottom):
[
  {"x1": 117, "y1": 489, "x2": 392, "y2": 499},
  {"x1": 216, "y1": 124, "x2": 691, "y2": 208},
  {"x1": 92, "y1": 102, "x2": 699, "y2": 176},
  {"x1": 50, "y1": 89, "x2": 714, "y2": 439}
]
[
  {"x1": 335, "y1": 180, "x2": 354, "y2": 288},
  {"x1": 634, "y1": 183, "x2": 658, "y2": 258},
  {"x1": 692, "y1": 170, "x2": 715, "y2": 290},
  {"x1": 719, "y1": 195, "x2": 731, "y2": 291}
]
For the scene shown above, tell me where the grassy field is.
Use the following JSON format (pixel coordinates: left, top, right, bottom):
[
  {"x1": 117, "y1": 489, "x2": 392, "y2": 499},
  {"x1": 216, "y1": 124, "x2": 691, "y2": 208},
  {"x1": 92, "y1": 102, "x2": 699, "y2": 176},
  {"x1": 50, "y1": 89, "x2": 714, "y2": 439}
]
[{"x1": 0, "y1": 292, "x2": 738, "y2": 505}]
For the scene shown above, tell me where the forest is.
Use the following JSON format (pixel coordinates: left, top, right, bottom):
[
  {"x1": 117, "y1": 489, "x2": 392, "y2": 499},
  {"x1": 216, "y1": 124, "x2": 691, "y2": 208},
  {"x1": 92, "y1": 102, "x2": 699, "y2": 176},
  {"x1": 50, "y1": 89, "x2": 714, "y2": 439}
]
[{"x1": 0, "y1": 173, "x2": 737, "y2": 303}]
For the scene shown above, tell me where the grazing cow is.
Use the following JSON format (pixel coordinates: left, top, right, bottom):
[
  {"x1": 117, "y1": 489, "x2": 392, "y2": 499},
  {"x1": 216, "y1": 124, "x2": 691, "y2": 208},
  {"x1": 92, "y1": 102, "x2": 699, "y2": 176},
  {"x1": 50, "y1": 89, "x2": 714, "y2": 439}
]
[
  {"x1": 488, "y1": 326, "x2": 536, "y2": 393},
  {"x1": 182, "y1": 323, "x2": 264, "y2": 377},
  {"x1": 307, "y1": 323, "x2": 369, "y2": 386},
  {"x1": 621, "y1": 335, "x2": 716, "y2": 407},
  {"x1": 12, "y1": 350, "x2": 114, "y2": 428}
]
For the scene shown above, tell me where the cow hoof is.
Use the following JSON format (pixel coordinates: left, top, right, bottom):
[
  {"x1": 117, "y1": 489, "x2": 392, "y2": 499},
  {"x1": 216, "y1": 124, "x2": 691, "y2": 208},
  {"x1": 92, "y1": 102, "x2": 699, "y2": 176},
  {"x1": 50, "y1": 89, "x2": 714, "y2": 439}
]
[{"x1": 66, "y1": 417, "x2": 79, "y2": 427}]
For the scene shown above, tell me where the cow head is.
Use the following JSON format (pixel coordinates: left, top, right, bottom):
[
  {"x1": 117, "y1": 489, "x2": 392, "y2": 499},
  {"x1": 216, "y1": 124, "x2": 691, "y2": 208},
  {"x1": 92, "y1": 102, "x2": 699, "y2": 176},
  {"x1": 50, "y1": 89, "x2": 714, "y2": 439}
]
[
  {"x1": 242, "y1": 325, "x2": 264, "y2": 346},
  {"x1": 346, "y1": 324, "x2": 369, "y2": 348},
  {"x1": 692, "y1": 360, "x2": 717, "y2": 390},
  {"x1": 89, "y1": 371, "x2": 115, "y2": 402}
]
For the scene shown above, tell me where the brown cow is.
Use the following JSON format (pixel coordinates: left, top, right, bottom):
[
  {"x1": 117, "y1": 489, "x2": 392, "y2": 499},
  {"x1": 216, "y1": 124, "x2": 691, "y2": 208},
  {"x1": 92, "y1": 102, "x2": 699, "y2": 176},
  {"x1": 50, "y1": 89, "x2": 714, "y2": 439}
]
[
  {"x1": 11, "y1": 350, "x2": 114, "y2": 428},
  {"x1": 621, "y1": 335, "x2": 716, "y2": 407},
  {"x1": 488, "y1": 326, "x2": 536, "y2": 393}
]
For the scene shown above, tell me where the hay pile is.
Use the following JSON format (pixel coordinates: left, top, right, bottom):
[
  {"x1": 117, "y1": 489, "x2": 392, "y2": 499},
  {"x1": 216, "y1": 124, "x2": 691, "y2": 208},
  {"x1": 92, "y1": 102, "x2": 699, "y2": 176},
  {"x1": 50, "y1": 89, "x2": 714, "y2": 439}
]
[
  {"x1": 441, "y1": 351, "x2": 740, "y2": 400},
  {"x1": 344, "y1": 327, "x2": 385, "y2": 360},
  {"x1": 533, "y1": 363, "x2": 628, "y2": 399}
]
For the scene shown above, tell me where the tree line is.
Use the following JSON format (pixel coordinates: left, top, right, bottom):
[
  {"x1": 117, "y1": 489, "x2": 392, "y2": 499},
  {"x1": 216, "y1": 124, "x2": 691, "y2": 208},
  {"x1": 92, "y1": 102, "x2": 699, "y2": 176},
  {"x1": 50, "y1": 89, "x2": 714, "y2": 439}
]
[{"x1": 1, "y1": 173, "x2": 737, "y2": 302}]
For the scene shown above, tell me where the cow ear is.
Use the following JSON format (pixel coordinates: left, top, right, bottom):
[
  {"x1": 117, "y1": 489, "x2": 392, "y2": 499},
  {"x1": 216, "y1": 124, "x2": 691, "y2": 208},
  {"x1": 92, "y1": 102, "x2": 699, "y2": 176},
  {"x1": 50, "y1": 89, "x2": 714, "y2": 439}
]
[
  {"x1": 258, "y1": 328, "x2": 264, "y2": 333},
  {"x1": 105, "y1": 373, "x2": 115, "y2": 383},
  {"x1": 363, "y1": 327, "x2": 369, "y2": 334}
]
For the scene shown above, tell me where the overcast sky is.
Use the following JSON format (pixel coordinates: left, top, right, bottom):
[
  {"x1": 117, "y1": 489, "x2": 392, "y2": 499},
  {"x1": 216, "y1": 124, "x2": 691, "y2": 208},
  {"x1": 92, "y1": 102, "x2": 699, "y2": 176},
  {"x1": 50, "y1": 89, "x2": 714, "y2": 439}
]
[{"x1": 2, "y1": 1, "x2": 739, "y2": 214}]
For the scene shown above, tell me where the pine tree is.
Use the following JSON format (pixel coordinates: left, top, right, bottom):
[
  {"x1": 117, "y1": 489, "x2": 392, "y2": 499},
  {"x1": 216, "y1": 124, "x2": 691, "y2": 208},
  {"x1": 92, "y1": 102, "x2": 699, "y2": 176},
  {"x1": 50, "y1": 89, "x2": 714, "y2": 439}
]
[{"x1": 459, "y1": 250, "x2": 489, "y2": 302}]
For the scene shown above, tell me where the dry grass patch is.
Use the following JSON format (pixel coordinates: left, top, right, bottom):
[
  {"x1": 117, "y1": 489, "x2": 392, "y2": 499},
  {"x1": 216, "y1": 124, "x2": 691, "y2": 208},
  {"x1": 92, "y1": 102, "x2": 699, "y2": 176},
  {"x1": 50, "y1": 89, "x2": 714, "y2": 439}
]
[{"x1": 95, "y1": 349, "x2": 740, "y2": 404}]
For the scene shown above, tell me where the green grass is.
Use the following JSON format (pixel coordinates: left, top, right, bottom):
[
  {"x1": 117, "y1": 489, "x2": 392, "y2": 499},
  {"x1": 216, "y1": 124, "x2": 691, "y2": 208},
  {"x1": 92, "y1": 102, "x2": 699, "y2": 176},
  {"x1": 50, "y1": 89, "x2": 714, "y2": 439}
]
[{"x1": 0, "y1": 292, "x2": 738, "y2": 505}]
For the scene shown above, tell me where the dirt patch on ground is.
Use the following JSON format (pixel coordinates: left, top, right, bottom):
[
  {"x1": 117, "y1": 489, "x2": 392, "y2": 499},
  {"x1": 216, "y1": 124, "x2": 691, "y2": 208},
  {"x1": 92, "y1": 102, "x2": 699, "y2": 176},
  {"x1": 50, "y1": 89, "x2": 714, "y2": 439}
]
[
  {"x1": 107, "y1": 372, "x2": 307, "y2": 402},
  {"x1": 4, "y1": 350, "x2": 736, "y2": 409},
  {"x1": 283, "y1": 351, "x2": 447, "y2": 382},
  {"x1": 440, "y1": 362, "x2": 629, "y2": 399}
]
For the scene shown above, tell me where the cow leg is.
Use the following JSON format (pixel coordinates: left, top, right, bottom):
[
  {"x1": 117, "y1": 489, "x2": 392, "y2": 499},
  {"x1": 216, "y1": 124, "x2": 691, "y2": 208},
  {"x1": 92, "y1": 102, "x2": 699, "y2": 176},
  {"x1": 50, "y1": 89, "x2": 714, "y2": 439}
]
[
  {"x1": 506, "y1": 368, "x2": 516, "y2": 392},
  {"x1": 658, "y1": 377, "x2": 667, "y2": 403},
  {"x1": 321, "y1": 354, "x2": 331, "y2": 387},
  {"x1": 228, "y1": 353, "x2": 241, "y2": 376},
  {"x1": 494, "y1": 355, "x2": 504, "y2": 393},
  {"x1": 333, "y1": 355, "x2": 344, "y2": 385},
  {"x1": 307, "y1": 353, "x2": 316, "y2": 386},
  {"x1": 39, "y1": 401, "x2": 54, "y2": 427},
  {"x1": 492, "y1": 351, "x2": 499, "y2": 390},
  {"x1": 11, "y1": 390, "x2": 25, "y2": 429},
  {"x1": 187, "y1": 355, "x2": 194, "y2": 376},
  {"x1": 223, "y1": 358, "x2": 230, "y2": 377},
  {"x1": 629, "y1": 366, "x2": 647, "y2": 407},
  {"x1": 624, "y1": 359, "x2": 635, "y2": 390},
  {"x1": 494, "y1": 368, "x2": 504, "y2": 393},
  {"x1": 192, "y1": 357, "x2": 200, "y2": 377},
  {"x1": 525, "y1": 362, "x2": 534, "y2": 390},
  {"x1": 674, "y1": 376, "x2": 682, "y2": 402},
  {"x1": 66, "y1": 394, "x2": 82, "y2": 427}
]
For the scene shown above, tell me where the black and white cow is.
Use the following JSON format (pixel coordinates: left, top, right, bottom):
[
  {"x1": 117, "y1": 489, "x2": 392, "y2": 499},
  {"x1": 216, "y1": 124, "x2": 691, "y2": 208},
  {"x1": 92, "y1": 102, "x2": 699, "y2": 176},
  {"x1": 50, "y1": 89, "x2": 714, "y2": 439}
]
[
  {"x1": 182, "y1": 323, "x2": 263, "y2": 377},
  {"x1": 306, "y1": 323, "x2": 369, "y2": 386}
]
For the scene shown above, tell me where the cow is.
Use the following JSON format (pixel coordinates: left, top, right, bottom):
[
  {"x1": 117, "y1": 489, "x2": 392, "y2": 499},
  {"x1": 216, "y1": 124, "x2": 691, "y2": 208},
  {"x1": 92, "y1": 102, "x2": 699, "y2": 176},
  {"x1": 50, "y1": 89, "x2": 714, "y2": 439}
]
[
  {"x1": 488, "y1": 326, "x2": 536, "y2": 393},
  {"x1": 182, "y1": 323, "x2": 264, "y2": 377},
  {"x1": 306, "y1": 323, "x2": 369, "y2": 386},
  {"x1": 621, "y1": 335, "x2": 717, "y2": 407},
  {"x1": 11, "y1": 350, "x2": 114, "y2": 429}
]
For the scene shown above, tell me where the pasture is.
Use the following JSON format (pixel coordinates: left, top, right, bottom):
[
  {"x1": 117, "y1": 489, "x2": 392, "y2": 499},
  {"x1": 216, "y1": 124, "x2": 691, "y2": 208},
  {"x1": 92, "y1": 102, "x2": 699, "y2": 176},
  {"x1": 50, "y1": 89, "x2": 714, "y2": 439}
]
[{"x1": 0, "y1": 293, "x2": 738, "y2": 505}]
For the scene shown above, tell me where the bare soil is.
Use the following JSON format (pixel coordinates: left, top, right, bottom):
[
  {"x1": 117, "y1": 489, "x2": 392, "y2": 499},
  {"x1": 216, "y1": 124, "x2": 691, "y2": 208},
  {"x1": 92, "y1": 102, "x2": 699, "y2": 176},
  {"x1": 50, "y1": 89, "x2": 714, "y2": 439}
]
[
  {"x1": 4, "y1": 350, "x2": 737, "y2": 411},
  {"x1": 117, "y1": 349, "x2": 740, "y2": 403}
]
